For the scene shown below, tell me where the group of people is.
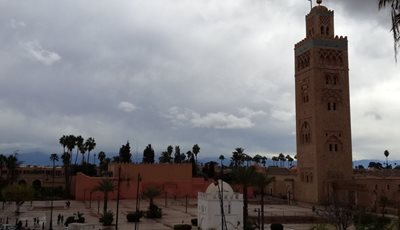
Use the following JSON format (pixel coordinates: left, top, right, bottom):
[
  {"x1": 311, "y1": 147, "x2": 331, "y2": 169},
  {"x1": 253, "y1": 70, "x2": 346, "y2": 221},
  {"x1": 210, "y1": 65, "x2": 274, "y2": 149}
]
[{"x1": 56, "y1": 214, "x2": 65, "y2": 226}]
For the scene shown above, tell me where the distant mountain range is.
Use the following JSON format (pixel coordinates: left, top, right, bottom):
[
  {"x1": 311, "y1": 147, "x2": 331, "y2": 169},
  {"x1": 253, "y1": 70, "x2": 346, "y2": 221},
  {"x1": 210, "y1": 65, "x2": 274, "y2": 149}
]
[{"x1": 15, "y1": 152, "x2": 400, "y2": 168}]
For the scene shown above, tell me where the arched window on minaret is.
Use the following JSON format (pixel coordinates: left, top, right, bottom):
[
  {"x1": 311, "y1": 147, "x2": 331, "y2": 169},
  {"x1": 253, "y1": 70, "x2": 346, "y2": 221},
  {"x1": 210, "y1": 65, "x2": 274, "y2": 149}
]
[
  {"x1": 321, "y1": 26, "x2": 325, "y2": 35},
  {"x1": 325, "y1": 135, "x2": 342, "y2": 153},
  {"x1": 326, "y1": 26, "x2": 330, "y2": 35}
]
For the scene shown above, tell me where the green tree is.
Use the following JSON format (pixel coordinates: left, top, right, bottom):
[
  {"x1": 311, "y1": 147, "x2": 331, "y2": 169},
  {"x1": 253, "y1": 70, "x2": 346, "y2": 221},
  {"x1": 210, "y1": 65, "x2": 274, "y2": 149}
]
[
  {"x1": 118, "y1": 141, "x2": 132, "y2": 163},
  {"x1": 2, "y1": 184, "x2": 34, "y2": 213},
  {"x1": 6, "y1": 153, "x2": 21, "y2": 183},
  {"x1": 143, "y1": 144, "x2": 155, "y2": 164},
  {"x1": 231, "y1": 148, "x2": 245, "y2": 167},
  {"x1": 253, "y1": 154, "x2": 262, "y2": 164},
  {"x1": 174, "y1": 146, "x2": 181, "y2": 163},
  {"x1": 159, "y1": 151, "x2": 172, "y2": 163},
  {"x1": 59, "y1": 135, "x2": 67, "y2": 154},
  {"x1": 79, "y1": 144, "x2": 87, "y2": 165},
  {"x1": 192, "y1": 144, "x2": 200, "y2": 165},
  {"x1": 286, "y1": 155, "x2": 294, "y2": 167},
  {"x1": 232, "y1": 166, "x2": 257, "y2": 229},
  {"x1": 74, "y1": 135, "x2": 83, "y2": 165},
  {"x1": 85, "y1": 137, "x2": 96, "y2": 163},
  {"x1": 379, "y1": 0, "x2": 400, "y2": 60},
  {"x1": 93, "y1": 179, "x2": 115, "y2": 216}
]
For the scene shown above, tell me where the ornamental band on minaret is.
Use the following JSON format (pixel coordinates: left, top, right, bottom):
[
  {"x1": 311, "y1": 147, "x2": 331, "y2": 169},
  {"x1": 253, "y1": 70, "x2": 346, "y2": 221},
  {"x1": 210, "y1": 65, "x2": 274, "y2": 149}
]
[{"x1": 294, "y1": 0, "x2": 353, "y2": 204}]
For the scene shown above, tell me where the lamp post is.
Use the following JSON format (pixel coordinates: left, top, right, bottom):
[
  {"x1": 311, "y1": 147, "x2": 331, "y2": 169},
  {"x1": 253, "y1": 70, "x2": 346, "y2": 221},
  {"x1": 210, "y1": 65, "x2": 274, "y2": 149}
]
[
  {"x1": 134, "y1": 173, "x2": 141, "y2": 230},
  {"x1": 49, "y1": 154, "x2": 59, "y2": 230},
  {"x1": 115, "y1": 166, "x2": 121, "y2": 230}
]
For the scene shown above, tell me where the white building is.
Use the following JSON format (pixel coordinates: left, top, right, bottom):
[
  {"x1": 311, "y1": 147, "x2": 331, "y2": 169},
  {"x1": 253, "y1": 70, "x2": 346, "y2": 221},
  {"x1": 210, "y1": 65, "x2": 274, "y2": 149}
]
[{"x1": 198, "y1": 180, "x2": 243, "y2": 230}]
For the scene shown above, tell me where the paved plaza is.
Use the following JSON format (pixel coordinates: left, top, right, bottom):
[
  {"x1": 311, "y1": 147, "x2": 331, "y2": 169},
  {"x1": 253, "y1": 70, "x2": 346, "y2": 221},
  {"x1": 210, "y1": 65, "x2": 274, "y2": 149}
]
[{"x1": 0, "y1": 199, "x2": 318, "y2": 229}]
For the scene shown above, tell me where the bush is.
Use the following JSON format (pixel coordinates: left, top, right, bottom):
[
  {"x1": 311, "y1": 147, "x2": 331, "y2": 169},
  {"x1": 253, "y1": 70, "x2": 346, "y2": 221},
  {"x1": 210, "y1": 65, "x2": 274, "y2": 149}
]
[
  {"x1": 126, "y1": 211, "x2": 143, "y2": 222},
  {"x1": 146, "y1": 204, "x2": 162, "y2": 218},
  {"x1": 173, "y1": 224, "x2": 192, "y2": 230},
  {"x1": 64, "y1": 212, "x2": 85, "y2": 226},
  {"x1": 270, "y1": 223, "x2": 284, "y2": 230},
  {"x1": 100, "y1": 211, "x2": 114, "y2": 226},
  {"x1": 190, "y1": 218, "x2": 197, "y2": 226}
]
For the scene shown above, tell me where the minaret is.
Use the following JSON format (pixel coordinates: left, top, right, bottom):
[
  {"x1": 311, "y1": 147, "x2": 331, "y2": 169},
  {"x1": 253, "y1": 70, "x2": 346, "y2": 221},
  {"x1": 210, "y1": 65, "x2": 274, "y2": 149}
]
[{"x1": 294, "y1": 0, "x2": 353, "y2": 204}]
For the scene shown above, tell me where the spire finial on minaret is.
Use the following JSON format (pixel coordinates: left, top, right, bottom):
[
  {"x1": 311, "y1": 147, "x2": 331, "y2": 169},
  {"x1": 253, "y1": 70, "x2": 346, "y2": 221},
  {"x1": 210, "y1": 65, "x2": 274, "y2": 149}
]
[{"x1": 316, "y1": 0, "x2": 322, "y2": 5}]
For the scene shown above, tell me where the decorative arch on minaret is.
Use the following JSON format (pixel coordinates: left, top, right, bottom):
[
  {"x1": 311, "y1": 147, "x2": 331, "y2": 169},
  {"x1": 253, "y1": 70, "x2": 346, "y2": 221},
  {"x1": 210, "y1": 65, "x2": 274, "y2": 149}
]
[{"x1": 300, "y1": 121, "x2": 311, "y2": 144}]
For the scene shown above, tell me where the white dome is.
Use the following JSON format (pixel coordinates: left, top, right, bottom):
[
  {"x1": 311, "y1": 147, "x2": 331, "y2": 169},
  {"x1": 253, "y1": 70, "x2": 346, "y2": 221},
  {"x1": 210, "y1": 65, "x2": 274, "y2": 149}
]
[{"x1": 205, "y1": 180, "x2": 234, "y2": 194}]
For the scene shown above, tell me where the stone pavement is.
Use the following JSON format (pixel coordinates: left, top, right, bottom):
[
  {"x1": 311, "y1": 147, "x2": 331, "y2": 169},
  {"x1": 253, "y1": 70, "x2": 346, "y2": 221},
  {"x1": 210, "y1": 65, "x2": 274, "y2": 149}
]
[{"x1": 0, "y1": 199, "x2": 318, "y2": 229}]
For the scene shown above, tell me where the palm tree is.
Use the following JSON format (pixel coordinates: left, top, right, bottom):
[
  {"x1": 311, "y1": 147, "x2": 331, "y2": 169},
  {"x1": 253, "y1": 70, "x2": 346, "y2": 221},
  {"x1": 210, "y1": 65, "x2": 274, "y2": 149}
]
[
  {"x1": 74, "y1": 135, "x2": 83, "y2": 165},
  {"x1": 232, "y1": 166, "x2": 256, "y2": 229},
  {"x1": 79, "y1": 144, "x2": 87, "y2": 164},
  {"x1": 59, "y1": 135, "x2": 67, "y2": 154},
  {"x1": 98, "y1": 151, "x2": 106, "y2": 164},
  {"x1": 231, "y1": 148, "x2": 246, "y2": 167},
  {"x1": 253, "y1": 172, "x2": 274, "y2": 230},
  {"x1": 61, "y1": 152, "x2": 71, "y2": 197},
  {"x1": 85, "y1": 137, "x2": 96, "y2": 163},
  {"x1": 49, "y1": 153, "x2": 59, "y2": 230},
  {"x1": 93, "y1": 179, "x2": 115, "y2": 216},
  {"x1": 192, "y1": 144, "x2": 200, "y2": 165},
  {"x1": 286, "y1": 155, "x2": 294, "y2": 167},
  {"x1": 142, "y1": 187, "x2": 160, "y2": 208},
  {"x1": 271, "y1": 156, "x2": 279, "y2": 166},
  {"x1": 379, "y1": 0, "x2": 400, "y2": 60},
  {"x1": 384, "y1": 150, "x2": 390, "y2": 168},
  {"x1": 278, "y1": 153, "x2": 285, "y2": 167}
]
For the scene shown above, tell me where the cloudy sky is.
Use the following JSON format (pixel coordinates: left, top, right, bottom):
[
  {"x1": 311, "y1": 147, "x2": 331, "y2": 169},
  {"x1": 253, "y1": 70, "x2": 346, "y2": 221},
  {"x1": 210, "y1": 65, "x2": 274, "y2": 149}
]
[{"x1": 0, "y1": 0, "x2": 398, "y2": 161}]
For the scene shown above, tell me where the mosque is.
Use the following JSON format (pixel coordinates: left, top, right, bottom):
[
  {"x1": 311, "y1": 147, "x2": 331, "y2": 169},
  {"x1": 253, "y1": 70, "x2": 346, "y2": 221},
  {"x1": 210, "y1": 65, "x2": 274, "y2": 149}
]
[{"x1": 71, "y1": 0, "x2": 400, "y2": 214}]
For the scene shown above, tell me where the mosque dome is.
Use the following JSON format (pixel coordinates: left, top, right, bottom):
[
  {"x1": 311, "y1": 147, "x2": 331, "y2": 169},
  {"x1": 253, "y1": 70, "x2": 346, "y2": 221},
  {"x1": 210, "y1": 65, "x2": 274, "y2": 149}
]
[{"x1": 205, "y1": 180, "x2": 234, "y2": 195}]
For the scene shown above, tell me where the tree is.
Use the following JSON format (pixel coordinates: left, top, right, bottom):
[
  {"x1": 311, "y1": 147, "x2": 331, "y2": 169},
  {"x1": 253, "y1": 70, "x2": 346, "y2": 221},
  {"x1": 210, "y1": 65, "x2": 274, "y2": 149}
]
[
  {"x1": 73, "y1": 135, "x2": 82, "y2": 165},
  {"x1": 5, "y1": 153, "x2": 21, "y2": 184},
  {"x1": 384, "y1": 149, "x2": 390, "y2": 168},
  {"x1": 286, "y1": 155, "x2": 294, "y2": 167},
  {"x1": 261, "y1": 156, "x2": 267, "y2": 167},
  {"x1": 118, "y1": 141, "x2": 132, "y2": 163},
  {"x1": 79, "y1": 144, "x2": 87, "y2": 165},
  {"x1": 278, "y1": 153, "x2": 286, "y2": 167},
  {"x1": 49, "y1": 153, "x2": 59, "y2": 230},
  {"x1": 231, "y1": 148, "x2": 245, "y2": 167},
  {"x1": 143, "y1": 144, "x2": 155, "y2": 164},
  {"x1": 232, "y1": 166, "x2": 257, "y2": 229},
  {"x1": 159, "y1": 151, "x2": 172, "y2": 163},
  {"x1": 271, "y1": 156, "x2": 279, "y2": 166},
  {"x1": 98, "y1": 151, "x2": 106, "y2": 164},
  {"x1": 192, "y1": 144, "x2": 200, "y2": 165},
  {"x1": 59, "y1": 135, "x2": 67, "y2": 154},
  {"x1": 2, "y1": 184, "x2": 34, "y2": 213},
  {"x1": 0, "y1": 154, "x2": 6, "y2": 178},
  {"x1": 368, "y1": 161, "x2": 384, "y2": 169},
  {"x1": 174, "y1": 146, "x2": 181, "y2": 163},
  {"x1": 253, "y1": 154, "x2": 263, "y2": 164},
  {"x1": 379, "y1": 0, "x2": 400, "y2": 60},
  {"x1": 85, "y1": 137, "x2": 96, "y2": 163},
  {"x1": 142, "y1": 187, "x2": 160, "y2": 207},
  {"x1": 253, "y1": 172, "x2": 274, "y2": 230},
  {"x1": 93, "y1": 179, "x2": 115, "y2": 216},
  {"x1": 61, "y1": 152, "x2": 72, "y2": 197},
  {"x1": 314, "y1": 202, "x2": 353, "y2": 230}
]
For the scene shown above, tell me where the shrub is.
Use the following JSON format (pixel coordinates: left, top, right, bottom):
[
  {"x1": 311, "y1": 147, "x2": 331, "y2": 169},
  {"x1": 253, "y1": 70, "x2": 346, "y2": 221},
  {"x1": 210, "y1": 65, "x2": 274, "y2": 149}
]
[
  {"x1": 270, "y1": 223, "x2": 284, "y2": 230},
  {"x1": 64, "y1": 212, "x2": 85, "y2": 226},
  {"x1": 146, "y1": 204, "x2": 162, "y2": 218},
  {"x1": 100, "y1": 211, "x2": 114, "y2": 226},
  {"x1": 173, "y1": 224, "x2": 192, "y2": 230},
  {"x1": 190, "y1": 218, "x2": 197, "y2": 226},
  {"x1": 126, "y1": 211, "x2": 143, "y2": 222}
]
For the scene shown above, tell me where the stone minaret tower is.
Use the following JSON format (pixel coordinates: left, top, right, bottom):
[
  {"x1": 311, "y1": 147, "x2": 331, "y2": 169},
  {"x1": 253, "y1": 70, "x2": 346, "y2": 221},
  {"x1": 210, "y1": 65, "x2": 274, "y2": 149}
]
[{"x1": 294, "y1": 0, "x2": 353, "y2": 204}]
